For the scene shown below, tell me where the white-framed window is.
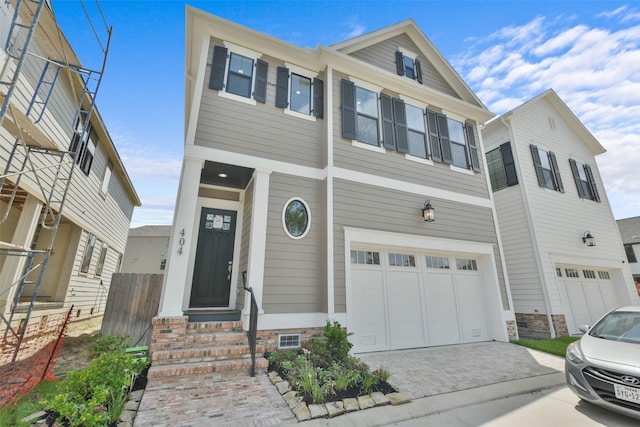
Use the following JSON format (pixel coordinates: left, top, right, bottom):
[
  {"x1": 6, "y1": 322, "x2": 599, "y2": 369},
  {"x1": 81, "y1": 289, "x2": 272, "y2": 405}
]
[
  {"x1": 569, "y1": 159, "x2": 600, "y2": 202},
  {"x1": 530, "y1": 145, "x2": 563, "y2": 192},
  {"x1": 426, "y1": 255, "x2": 450, "y2": 269},
  {"x1": 277, "y1": 63, "x2": 323, "y2": 120},
  {"x1": 70, "y1": 113, "x2": 98, "y2": 175},
  {"x1": 448, "y1": 118, "x2": 468, "y2": 169},
  {"x1": 278, "y1": 333, "x2": 301, "y2": 349},
  {"x1": 100, "y1": 160, "x2": 112, "y2": 196},
  {"x1": 95, "y1": 242, "x2": 108, "y2": 277},
  {"x1": 282, "y1": 197, "x2": 311, "y2": 239},
  {"x1": 351, "y1": 250, "x2": 381, "y2": 265},
  {"x1": 389, "y1": 253, "x2": 416, "y2": 267},
  {"x1": 80, "y1": 233, "x2": 96, "y2": 274},
  {"x1": 209, "y1": 42, "x2": 265, "y2": 105},
  {"x1": 405, "y1": 103, "x2": 428, "y2": 159},
  {"x1": 583, "y1": 270, "x2": 596, "y2": 279},
  {"x1": 456, "y1": 258, "x2": 478, "y2": 271},
  {"x1": 565, "y1": 268, "x2": 579, "y2": 278},
  {"x1": 395, "y1": 49, "x2": 422, "y2": 83}
]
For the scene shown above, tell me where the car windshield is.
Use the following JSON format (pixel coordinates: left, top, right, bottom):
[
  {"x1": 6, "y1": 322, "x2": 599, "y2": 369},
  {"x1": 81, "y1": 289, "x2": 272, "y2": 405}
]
[{"x1": 589, "y1": 311, "x2": 640, "y2": 343}]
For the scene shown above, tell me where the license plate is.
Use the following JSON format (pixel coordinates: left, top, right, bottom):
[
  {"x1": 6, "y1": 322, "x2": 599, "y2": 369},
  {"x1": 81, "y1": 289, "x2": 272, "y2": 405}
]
[{"x1": 614, "y1": 384, "x2": 640, "y2": 404}]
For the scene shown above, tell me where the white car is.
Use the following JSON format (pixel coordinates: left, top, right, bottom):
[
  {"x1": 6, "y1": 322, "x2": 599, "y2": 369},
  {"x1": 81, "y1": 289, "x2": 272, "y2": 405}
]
[{"x1": 566, "y1": 306, "x2": 640, "y2": 420}]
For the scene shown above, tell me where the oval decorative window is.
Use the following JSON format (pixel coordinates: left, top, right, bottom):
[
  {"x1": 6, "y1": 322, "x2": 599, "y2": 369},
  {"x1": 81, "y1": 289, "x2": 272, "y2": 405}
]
[{"x1": 282, "y1": 198, "x2": 311, "y2": 239}]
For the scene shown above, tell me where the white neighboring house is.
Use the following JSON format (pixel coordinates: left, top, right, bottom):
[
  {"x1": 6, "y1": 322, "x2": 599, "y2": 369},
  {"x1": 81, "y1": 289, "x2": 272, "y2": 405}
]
[
  {"x1": 617, "y1": 216, "x2": 640, "y2": 293},
  {"x1": 483, "y1": 89, "x2": 639, "y2": 338},
  {"x1": 122, "y1": 226, "x2": 171, "y2": 274}
]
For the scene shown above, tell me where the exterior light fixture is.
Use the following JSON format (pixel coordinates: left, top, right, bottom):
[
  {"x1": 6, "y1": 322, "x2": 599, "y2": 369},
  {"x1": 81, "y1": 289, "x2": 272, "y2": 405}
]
[
  {"x1": 218, "y1": 173, "x2": 228, "y2": 178},
  {"x1": 422, "y1": 200, "x2": 435, "y2": 222},
  {"x1": 582, "y1": 231, "x2": 596, "y2": 247}
]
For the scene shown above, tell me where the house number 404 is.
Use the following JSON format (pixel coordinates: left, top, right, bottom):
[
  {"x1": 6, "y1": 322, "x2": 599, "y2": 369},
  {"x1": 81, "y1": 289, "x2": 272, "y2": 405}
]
[{"x1": 177, "y1": 229, "x2": 186, "y2": 255}]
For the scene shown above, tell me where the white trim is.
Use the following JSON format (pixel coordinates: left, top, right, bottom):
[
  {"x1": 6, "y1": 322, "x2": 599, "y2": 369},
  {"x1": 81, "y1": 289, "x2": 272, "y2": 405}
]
[
  {"x1": 441, "y1": 110, "x2": 466, "y2": 123},
  {"x1": 449, "y1": 165, "x2": 474, "y2": 175},
  {"x1": 326, "y1": 66, "x2": 335, "y2": 314},
  {"x1": 398, "y1": 46, "x2": 418, "y2": 59},
  {"x1": 282, "y1": 63, "x2": 318, "y2": 121},
  {"x1": 218, "y1": 90, "x2": 257, "y2": 105},
  {"x1": 351, "y1": 140, "x2": 385, "y2": 153},
  {"x1": 348, "y1": 76, "x2": 383, "y2": 93},
  {"x1": 256, "y1": 312, "x2": 347, "y2": 330},
  {"x1": 217, "y1": 41, "x2": 262, "y2": 106},
  {"x1": 282, "y1": 197, "x2": 312, "y2": 240},
  {"x1": 400, "y1": 94, "x2": 427, "y2": 109},
  {"x1": 285, "y1": 62, "x2": 318, "y2": 79},
  {"x1": 334, "y1": 167, "x2": 493, "y2": 208},
  {"x1": 223, "y1": 41, "x2": 262, "y2": 59},
  {"x1": 284, "y1": 108, "x2": 316, "y2": 121},
  {"x1": 405, "y1": 154, "x2": 433, "y2": 166}
]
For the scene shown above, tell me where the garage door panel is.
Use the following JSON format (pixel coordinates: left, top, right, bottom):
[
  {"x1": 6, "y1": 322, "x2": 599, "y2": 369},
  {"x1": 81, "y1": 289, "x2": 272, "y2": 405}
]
[
  {"x1": 351, "y1": 269, "x2": 387, "y2": 351},
  {"x1": 599, "y1": 282, "x2": 618, "y2": 314},
  {"x1": 388, "y1": 271, "x2": 425, "y2": 349},
  {"x1": 583, "y1": 283, "x2": 606, "y2": 322},
  {"x1": 425, "y1": 273, "x2": 460, "y2": 346},
  {"x1": 457, "y1": 274, "x2": 489, "y2": 341},
  {"x1": 565, "y1": 281, "x2": 591, "y2": 329}
]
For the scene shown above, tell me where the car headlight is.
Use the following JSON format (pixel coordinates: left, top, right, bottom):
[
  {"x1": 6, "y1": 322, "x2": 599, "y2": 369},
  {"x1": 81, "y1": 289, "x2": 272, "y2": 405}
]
[{"x1": 566, "y1": 341, "x2": 584, "y2": 364}]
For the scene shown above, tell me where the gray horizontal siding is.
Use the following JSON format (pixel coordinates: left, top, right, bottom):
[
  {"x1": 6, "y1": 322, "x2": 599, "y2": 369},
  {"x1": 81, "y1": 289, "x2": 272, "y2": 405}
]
[
  {"x1": 333, "y1": 178, "x2": 508, "y2": 312},
  {"x1": 332, "y1": 73, "x2": 489, "y2": 199},
  {"x1": 348, "y1": 34, "x2": 459, "y2": 98},
  {"x1": 195, "y1": 39, "x2": 324, "y2": 169},
  {"x1": 263, "y1": 173, "x2": 324, "y2": 314}
]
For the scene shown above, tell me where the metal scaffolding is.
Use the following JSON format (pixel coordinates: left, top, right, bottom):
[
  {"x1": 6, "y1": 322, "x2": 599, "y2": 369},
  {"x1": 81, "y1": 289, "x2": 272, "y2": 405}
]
[{"x1": 0, "y1": 0, "x2": 111, "y2": 365}]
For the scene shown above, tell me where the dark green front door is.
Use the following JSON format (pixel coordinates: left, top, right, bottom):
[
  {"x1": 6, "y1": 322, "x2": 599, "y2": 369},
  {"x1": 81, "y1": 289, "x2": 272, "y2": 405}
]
[{"x1": 189, "y1": 207, "x2": 237, "y2": 307}]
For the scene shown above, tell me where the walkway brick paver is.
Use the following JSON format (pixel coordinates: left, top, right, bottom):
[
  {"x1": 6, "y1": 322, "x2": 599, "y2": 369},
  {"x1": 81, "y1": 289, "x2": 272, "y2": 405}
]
[{"x1": 134, "y1": 372, "x2": 295, "y2": 427}]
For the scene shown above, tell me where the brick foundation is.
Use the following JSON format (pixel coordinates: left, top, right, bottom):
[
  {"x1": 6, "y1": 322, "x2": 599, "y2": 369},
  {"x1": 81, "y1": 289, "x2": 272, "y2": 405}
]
[
  {"x1": 515, "y1": 313, "x2": 569, "y2": 339},
  {"x1": 257, "y1": 327, "x2": 325, "y2": 353},
  {"x1": 505, "y1": 320, "x2": 518, "y2": 340}
]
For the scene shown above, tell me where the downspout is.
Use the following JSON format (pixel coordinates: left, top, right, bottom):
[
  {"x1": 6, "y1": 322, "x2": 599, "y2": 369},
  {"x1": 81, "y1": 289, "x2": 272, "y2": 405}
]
[{"x1": 500, "y1": 117, "x2": 556, "y2": 338}]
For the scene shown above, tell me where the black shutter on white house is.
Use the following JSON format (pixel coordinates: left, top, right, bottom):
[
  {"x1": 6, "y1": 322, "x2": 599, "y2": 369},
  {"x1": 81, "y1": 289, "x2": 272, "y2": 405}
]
[
  {"x1": 415, "y1": 59, "x2": 423, "y2": 84},
  {"x1": 501, "y1": 142, "x2": 518, "y2": 186},
  {"x1": 313, "y1": 78, "x2": 324, "y2": 118},
  {"x1": 426, "y1": 109, "x2": 442, "y2": 162},
  {"x1": 584, "y1": 164, "x2": 600, "y2": 202},
  {"x1": 341, "y1": 79, "x2": 356, "y2": 140},
  {"x1": 209, "y1": 45, "x2": 227, "y2": 90},
  {"x1": 275, "y1": 67, "x2": 289, "y2": 108},
  {"x1": 380, "y1": 93, "x2": 395, "y2": 150},
  {"x1": 254, "y1": 59, "x2": 268, "y2": 103},
  {"x1": 437, "y1": 113, "x2": 452, "y2": 164},
  {"x1": 530, "y1": 144, "x2": 547, "y2": 187},
  {"x1": 549, "y1": 151, "x2": 563, "y2": 192},
  {"x1": 569, "y1": 159, "x2": 585, "y2": 198},
  {"x1": 395, "y1": 51, "x2": 405, "y2": 76},
  {"x1": 393, "y1": 98, "x2": 409, "y2": 153},
  {"x1": 465, "y1": 123, "x2": 481, "y2": 172}
]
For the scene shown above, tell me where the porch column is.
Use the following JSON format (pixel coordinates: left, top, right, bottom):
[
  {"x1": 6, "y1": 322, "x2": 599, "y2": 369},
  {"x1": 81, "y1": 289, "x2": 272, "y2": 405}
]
[
  {"x1": 158, "y1": 157, "x2": 203, "y2": 317},
  {"x1": 244, "y1": 169, "x2": 270, "y2": 316},
  {"x1": 0, "y1": 194, "x2": 42, "y2": 316}
]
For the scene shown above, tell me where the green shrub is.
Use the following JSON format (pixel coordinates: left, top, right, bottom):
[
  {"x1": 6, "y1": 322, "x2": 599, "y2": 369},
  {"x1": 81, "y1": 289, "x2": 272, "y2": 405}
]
[
  {"x1": 307, "y1": 321, "x2": 353, "y2": 369},
  {"x1": 42, "y1": 351, "x2": 147, "y2": 426},
  {"x1": 267, "y1": 349, "x2": 299, "y2": 374},
  {"x1": 89, "y1": 334, "x2": 132, "y2": 359}
]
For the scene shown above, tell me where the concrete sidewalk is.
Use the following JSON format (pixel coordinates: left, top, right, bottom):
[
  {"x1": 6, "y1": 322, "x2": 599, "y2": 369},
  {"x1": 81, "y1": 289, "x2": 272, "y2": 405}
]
[{"x1": 134, "y1": 341, "x2": 566, "y2": 426}]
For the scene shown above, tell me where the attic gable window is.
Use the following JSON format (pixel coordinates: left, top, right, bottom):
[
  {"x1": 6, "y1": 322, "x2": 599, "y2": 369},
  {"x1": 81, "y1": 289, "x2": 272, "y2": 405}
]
[
  {"x1": 395, "y1": 50, "x2": 423, "y2": 84},
  {"x1": 209, "y1": 43, "x2": 267, "y2": 105},
  {"x1": 569, "y1": 159, "x2": 600, "y2": 202},
  {"x1": 530, "y1": 145, "x2": 563, "y2": 192},
  {"x1": 275, "y1": 63, "x2": 324, "y2": 120}
]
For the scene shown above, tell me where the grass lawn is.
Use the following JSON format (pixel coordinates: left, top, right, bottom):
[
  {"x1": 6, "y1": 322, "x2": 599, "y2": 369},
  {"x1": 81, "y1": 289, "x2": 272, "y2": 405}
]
[
  {"x1": 0, "y1": 380, "x2": 58, "y2": 427},
  {"x1": 512, "y1": 336, "x2": 580, "y2": 357}
]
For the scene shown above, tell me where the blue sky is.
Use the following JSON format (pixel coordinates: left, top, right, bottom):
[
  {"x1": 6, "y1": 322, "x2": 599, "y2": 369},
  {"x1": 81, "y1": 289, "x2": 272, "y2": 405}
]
[{"x1": 51, "y1": 1, "x2": 640, "y2": 227}]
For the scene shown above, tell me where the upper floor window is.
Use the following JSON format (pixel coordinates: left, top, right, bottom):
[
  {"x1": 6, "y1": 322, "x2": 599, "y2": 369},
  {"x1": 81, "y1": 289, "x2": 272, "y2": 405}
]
[
  {"x1": 486, "y1": 142, "x2": 518, "y2": 192},
  {"x1": 395, "y1": 50, "x2": 423, "y2": 83},
  {"x1": 405, "y1": 104, "x2": 428, "y2": 158},
  {"x1": 625, "y1": 244, "x2": 637, "y2": 263},
  {"x1": 530, "y1": 145, "x2": 563, "y2": 192},
  {"x1": 275, "y1": 64, "x2": 324, "y2": 119},
  {"x1": 209, "y1": 44, "x2": 267, "y2": 104},
  {"x1": 341, "y1": 79, "x2": 379, "y2": 146},
  {"x1": 70, "y1": 113, "x2": 97, "y2": 175},
  {"x1": 100, "y1": 160, "x2": 112, "y2": 196},
  {"x1": 426, "y1": 109, "x2": 480, "y2": 171},
  {"x1": 569, "y1": 159, "x2": 600, "y2": 202},
  {"x1": 95, "y1": 242, "x2": 108, "y2": 277}
]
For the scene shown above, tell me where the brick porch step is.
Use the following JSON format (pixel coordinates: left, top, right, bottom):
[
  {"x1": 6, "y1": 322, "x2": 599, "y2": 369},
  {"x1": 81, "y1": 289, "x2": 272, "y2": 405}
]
[
  {"x1": 151, "y1": 343, "x2": 266, "y2": 365},
  {"x1": 148, "y1": 357, "x2": 269, "y2": 379},
  {"x1": 184, "y1": 330, "x2": 249, "y2": 347}
]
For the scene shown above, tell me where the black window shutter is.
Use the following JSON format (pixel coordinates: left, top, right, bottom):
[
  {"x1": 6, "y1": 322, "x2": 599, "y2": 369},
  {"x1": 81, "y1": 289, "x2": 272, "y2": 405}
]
[
  {"x1": 313, "y1": 78, "x2": 324, "y2": 118},
  {"x1": 426, "y1": 109, "x2": 442, "y2": 162},
  {"x1": 549, "y1": 151, "x2": 563, "y2": 192},
  {"x1": 415, "y1": 59, "x2": 423, "y2": 84},
  {"x1": 500, "y1": 142, "x2": 518, "y2": 186},
  {"x1": 380, "y1": 93, "x2": 395, "y2": 150},
  {"x1": 437, "y1": 113, "x2": 452, "y2": 164},
  {"x1": 530, "y1": 145, "x2": 546, "y2": 187},
  {"x1": 465, "y1": 123, "x2": 481, "y2": 172},
  {"x1": 341, "y1": 79, "x2": 357, "y2": 140},
  {"x1": 275, "y1": 66, "x2": 289, "y2": 108},
  {"x1": 209, "y1": 45, "x2": 227, "y2": 90},
  {"x1": 395, "y1": 51, "x2": 405, "y2": 76},
  {"x1": 584, "y1": 164, "x2": 600, "y2": 202},
  {"x1": 569, "y1": 159, "x2": 585, "y2": 198},
  {"x1": 254, "y1": 59, "x2": 268, "y2": 103},
  {"x1": 393, "y1": 98, "x2": 409, "y2": 153}
]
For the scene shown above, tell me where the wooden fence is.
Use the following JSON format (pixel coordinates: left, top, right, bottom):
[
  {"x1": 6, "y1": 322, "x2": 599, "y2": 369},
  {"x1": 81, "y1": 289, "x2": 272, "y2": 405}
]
[{"x1": 100, "y1": 273, "x2": 163, "y2": 347}]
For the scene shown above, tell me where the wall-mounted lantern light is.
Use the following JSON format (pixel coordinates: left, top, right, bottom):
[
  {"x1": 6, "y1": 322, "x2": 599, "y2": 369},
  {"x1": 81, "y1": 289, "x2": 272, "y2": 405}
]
[
  {"x1": 582, "y1": 231, "x2": 596, "y2": 247},
  {"x1": 422, "y1": 200, "x2": 435, "y2": 222}
]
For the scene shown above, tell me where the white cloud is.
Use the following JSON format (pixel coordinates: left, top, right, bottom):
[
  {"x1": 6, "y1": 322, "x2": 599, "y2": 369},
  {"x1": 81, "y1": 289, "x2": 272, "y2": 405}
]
[
  {"x1": 456, "y1": 11, "x2": 640, "y2": 219},
  {"x1": 341, "y1": 16, "x2": 366, "y2": 40}
]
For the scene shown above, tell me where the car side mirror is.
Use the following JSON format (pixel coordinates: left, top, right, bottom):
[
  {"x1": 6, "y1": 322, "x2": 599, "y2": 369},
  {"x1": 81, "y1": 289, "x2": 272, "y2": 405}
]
[{"x1": 578, "y1": 325, "x2": 589, "y2": 333}]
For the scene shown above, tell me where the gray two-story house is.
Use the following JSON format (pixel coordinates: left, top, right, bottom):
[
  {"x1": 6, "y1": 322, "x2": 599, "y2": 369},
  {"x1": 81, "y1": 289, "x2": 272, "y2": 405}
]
[{"x1": 152, "y1": 7, "x2": 516, "y2": 376}]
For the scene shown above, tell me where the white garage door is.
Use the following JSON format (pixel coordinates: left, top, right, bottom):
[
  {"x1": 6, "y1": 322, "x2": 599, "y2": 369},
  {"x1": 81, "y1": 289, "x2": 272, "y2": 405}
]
[
  {"x1": 350, "y1": 248, "x2": 490, "y2": 353},
  {"x1": 558, "y1": 267, "x2": 619, "y2": 334}
]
